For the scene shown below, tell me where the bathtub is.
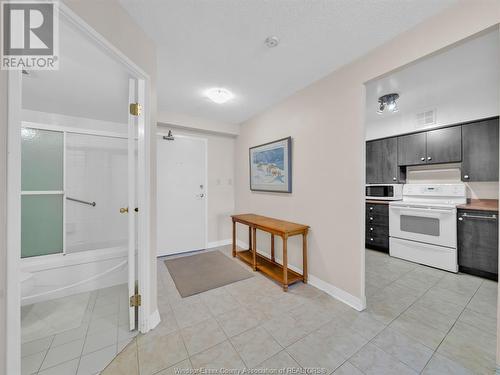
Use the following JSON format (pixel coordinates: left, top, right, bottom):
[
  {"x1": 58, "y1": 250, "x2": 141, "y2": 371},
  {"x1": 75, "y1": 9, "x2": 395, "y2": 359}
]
[{"x1": 21, "y1": 247, "x2": 128, "y2": 306}]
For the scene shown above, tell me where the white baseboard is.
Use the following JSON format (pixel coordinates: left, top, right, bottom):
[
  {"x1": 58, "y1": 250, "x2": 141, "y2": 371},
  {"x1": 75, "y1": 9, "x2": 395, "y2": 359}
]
[
  {"x1": 148, "y1": 309, "x2": 161, "y2": 331},
  {"x1": 207, "y1": 239, "x2": 232, "y2": 249},
  {"x1": 237, "y1": 241, "x2": 366, "y2": 311}
]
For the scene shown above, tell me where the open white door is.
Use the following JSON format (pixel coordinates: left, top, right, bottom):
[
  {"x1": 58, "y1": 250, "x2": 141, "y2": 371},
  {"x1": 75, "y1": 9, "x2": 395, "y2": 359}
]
[{"x1": 127, "y1": 78, "x2": 140, "y2": 330}]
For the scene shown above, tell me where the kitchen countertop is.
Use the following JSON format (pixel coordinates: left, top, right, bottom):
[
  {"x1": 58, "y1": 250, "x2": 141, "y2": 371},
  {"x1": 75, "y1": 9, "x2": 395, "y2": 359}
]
[
  {"x1": 457, "y1": 199, "x2": 499, "y2": 212},
  {"x1": 366, "y1": 200, "x2": 390, "y2": 205}
]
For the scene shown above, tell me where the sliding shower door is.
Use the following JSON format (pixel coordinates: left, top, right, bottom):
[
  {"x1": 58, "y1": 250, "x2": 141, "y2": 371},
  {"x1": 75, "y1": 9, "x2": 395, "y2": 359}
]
[
  {"x1": 21, "y1": 128, "x2": 64, "y2": 258},
  {"x1": 65, "y1": 134, "x2": 129, "y2": 253}
]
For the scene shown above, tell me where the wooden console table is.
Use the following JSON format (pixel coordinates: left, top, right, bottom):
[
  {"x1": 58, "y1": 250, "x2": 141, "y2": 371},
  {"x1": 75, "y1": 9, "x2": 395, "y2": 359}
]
[{"x1": 231, "y1": 214, "x2": 309, "y2": 291}]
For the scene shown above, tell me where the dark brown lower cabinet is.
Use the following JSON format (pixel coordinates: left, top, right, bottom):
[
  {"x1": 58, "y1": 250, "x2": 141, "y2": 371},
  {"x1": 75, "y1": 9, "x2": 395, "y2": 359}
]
[
  {"x1": 366, "y1": 202, "x2": 389, "y2": 252},
  {"x1": 457, "y1": 209, "x2": 498, "y2": 281}
]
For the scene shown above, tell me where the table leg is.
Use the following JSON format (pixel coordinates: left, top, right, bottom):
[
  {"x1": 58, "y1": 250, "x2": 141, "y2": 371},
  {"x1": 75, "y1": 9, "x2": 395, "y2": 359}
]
[
  {"x1": 252, "y1": 227, "x2": 257, "y2": 271},
  {"x1": 248, "y1": 226, "x2": 252, "y2": 251},
  {"x1": 282, "y1": 235, "x2": 288, "y2": 291},
  {"x1": 271, "y1": 234, "x2": 275, "y2": 262},
  {"x1": 232, "y1": 220, "x2": 236, "y2": 257},
  {"x1": 303, "y1": 231, "x2": 308, "y2": 284}
]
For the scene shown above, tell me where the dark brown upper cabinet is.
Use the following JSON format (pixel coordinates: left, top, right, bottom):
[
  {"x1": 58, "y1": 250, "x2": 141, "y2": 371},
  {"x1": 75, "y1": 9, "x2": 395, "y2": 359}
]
[
  {"x1": 426, "y1": 126, "x2": 462, "y2": 164},
  {"x1": 398, "y1": 126, "x2": 462, "y2": 166},
  {"x1": 462, "y1": 118, "x2": 499, "y2": 182},
  {"x1": 366, "y1": 137, "x2": 398, "y2": 184},
  {"x1": 397, "y1": 133, "x2": 426, "y2": 166}
]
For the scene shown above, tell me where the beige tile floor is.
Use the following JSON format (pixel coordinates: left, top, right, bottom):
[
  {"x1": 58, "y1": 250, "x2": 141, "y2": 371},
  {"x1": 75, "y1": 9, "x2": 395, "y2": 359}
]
[
  {"x1": 21, "y1": 284, "x2": 136, "y2": 375},
  {"x1": 103, "y1": 247, "x2": 498, "y2": 375}
]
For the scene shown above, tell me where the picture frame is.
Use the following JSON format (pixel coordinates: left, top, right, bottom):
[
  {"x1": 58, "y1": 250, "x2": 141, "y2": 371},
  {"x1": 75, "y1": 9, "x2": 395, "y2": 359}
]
[{"x1": 249, "y1": 136, "x2": 292, "y2": 193}]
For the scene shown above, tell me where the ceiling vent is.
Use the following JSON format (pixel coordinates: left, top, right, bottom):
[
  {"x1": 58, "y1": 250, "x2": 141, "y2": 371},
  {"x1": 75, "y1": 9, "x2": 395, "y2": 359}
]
[{"x1": 416, "y1": 109, "x2": 436, "y2": 128}]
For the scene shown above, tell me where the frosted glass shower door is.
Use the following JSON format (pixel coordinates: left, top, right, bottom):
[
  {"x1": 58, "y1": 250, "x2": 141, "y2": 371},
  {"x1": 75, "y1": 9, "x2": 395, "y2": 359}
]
[
  {"x1": 65, "y1": 134, "x2": 129, "y2": 253},
  {"x1": 21, "y1": 128, "x2": 64, "y2": 258}
]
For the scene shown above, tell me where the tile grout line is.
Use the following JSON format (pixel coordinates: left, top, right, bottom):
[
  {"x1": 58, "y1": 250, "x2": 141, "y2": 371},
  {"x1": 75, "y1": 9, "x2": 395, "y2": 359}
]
[
  {"x1": 342, "y1": 257, "x2": 448, "y2": 373},
  {"x1": 419, "y1": 279, "x2": 485, "y2": 374}
]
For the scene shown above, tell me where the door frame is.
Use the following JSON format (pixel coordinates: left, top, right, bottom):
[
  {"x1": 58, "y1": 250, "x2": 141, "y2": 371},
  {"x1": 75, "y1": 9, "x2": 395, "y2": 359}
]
[
  {"x1": 6, "y1": 4, "x2": 153, "y2": 374},
  {"x1": 156, "y1": 132, "x2": 209, "y2": 256}
]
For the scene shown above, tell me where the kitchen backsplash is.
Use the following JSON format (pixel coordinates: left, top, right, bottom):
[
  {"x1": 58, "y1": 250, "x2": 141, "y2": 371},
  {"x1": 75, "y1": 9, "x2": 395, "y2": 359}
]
[{"x1": 406, "y1": 163, "x2": 499, "y2": 199}]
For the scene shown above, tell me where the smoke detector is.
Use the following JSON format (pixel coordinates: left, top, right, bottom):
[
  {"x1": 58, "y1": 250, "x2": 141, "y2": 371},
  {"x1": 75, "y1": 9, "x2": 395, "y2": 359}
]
[{"x1": 265, "y1": 36, "x2": 279, "y2": 48}]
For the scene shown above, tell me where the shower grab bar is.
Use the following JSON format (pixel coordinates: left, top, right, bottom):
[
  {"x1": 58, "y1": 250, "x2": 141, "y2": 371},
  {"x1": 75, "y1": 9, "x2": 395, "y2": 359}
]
[{"x1": 66, "y1": 197, "x2": 96, "y2": 207}]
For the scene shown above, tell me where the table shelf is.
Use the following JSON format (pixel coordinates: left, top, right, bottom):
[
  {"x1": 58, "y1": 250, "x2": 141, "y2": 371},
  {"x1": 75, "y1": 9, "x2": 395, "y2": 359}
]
[{"x1": 235, "y1": 248, "x2": 304, "y2": 286}]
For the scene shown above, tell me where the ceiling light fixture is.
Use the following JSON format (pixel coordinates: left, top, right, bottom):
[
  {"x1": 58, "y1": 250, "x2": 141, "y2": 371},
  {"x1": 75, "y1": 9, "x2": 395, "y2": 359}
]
[
  {"x1": 205, "y1": 87, "x2": 234, "y2": 104},
  {"x1": 377, "y1": 93, "x2": 399, "y2": 114}
]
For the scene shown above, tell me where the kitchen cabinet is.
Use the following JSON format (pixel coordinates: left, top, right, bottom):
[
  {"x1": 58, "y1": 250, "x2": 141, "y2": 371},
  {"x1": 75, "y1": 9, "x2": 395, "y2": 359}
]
[
  {"x1": 398, "y1": 127, "x2": 462, "y2": 166},
  {"x1": 366, "y1": 138, "x2": 398, "y2": 183},
  {"x1": 366, "y1": 202, "x2": 389, "y2": 252},
  {"x1": 462, "y1": 118, "x2": 499, "y2": 182},
  {"x1": 426, "y1": 126, "x2": 462, "y2": 164},
  {"x1": 397, "y1": 133, "x2": 426, "y2": 166},
  {"x1": 457, "y1": 209, "x2": 498, "y2": 281}
]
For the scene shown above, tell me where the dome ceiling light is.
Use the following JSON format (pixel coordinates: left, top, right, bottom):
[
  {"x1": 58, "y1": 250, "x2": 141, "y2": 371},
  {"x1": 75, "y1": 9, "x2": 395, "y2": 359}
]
[
  {"x1": 205, "y1": 87, "x2": 234, "y2": 104},
  {"x1": 377, "y1": 93, "x2": 399, "y2": 114}
]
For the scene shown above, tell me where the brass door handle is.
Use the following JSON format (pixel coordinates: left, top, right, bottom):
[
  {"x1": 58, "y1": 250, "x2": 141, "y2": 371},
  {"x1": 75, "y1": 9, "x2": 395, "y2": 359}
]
[{"x1": 120, "y1": 207, "x2": 129, "y2": 214}]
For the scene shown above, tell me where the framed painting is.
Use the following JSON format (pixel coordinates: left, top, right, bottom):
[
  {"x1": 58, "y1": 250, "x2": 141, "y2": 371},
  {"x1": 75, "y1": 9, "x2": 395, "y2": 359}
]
[{"x1": 249, "y1": 136, "x2": 292, "y2": 193}]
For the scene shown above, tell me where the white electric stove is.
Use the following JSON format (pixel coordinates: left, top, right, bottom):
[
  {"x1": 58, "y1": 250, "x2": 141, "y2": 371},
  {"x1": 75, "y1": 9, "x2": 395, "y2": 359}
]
[{"x1": 389, "y1": 183, "x2": 466, "y2": 272}]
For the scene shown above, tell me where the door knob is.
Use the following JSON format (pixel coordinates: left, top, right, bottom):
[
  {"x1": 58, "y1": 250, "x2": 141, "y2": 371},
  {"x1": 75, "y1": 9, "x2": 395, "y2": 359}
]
[{"x1": 120, "y1": 207, "x2": 128, "y2": 214}]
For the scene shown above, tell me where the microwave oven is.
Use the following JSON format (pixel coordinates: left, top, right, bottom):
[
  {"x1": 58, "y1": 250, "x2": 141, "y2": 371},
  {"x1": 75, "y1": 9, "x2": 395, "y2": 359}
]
[{"x1": 366, "y1": 184, "x2": 403, "y2": 200}]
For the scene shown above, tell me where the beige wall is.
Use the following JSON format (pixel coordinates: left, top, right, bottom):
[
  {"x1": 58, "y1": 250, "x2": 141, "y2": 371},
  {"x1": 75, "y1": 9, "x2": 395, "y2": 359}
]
[
  {"x1": 235, "y1": 0, "x2": 500, "y2": 312},
  {"x1": 157, "y1": 124, "x2": 236, "y2": 245},
  {"x1": 0, "y1": 2, "x2": 157, "y2": 373}
]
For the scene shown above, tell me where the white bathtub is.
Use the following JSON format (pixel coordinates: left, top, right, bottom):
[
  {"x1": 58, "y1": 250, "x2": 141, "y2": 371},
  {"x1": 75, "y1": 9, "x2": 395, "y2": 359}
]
[{"x1": 21, "y1": 247, "x2": 128, "y2": 306}]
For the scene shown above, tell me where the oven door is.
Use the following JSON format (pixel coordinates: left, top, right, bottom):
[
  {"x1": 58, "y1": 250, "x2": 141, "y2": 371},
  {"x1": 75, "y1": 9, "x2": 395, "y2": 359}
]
[{"x1": 389, "y1": 204, "x2": 457, "y2": 248}]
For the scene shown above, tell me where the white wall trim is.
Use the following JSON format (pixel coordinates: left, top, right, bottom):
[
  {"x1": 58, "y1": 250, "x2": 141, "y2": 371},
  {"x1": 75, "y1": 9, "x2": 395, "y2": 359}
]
[
  {"x1": 237, "y1": 240, "x2": 366, "y2": 311},
  {"x1": 148, "y1": 309, "x2": 161, "y2": 331},
  {"x1": 207, "y1": 239, "x2": 232, "y2": 249}
]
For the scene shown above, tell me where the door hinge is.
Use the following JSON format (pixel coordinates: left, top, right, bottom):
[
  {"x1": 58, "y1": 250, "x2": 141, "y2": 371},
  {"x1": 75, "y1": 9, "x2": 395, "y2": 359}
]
[
  {"x1": 129, "y1": 103, "x2": 142, "y2": 116},
  {"x1": 130, "y1": 294, "x2": 142, "y2": 307}
]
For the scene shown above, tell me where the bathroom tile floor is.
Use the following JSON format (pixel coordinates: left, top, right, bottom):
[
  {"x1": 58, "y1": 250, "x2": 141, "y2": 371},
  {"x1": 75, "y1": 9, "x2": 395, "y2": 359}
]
[
  {"x1": 102, "y1": 246, "x2": 497, "y2": 375},
  {"x1": 21, "y1": 283, "x2": 136, "y2": 375}
]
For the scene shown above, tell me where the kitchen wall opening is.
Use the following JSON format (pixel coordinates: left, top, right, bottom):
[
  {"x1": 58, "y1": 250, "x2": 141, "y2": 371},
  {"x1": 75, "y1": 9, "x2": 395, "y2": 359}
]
[{"x1": 363, "y1": 27, "x2": 499, "y2": 374}]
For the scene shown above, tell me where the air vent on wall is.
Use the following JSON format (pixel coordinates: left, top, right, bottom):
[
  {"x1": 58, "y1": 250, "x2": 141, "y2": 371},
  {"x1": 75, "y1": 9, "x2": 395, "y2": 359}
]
[{"x1": 416, "y1": 109, "x2": 436, "y2": 128}]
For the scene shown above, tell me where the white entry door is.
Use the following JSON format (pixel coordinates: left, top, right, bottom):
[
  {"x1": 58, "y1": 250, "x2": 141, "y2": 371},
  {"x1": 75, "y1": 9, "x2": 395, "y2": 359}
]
[{"x1": 157, "y1": 135, "x2": 207, "y2": 256}]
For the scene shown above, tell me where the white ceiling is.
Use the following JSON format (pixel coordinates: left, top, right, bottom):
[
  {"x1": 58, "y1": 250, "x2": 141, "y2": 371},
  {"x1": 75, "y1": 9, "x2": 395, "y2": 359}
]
[
  {"x1": 365, "y1": 29, "x2": 500, "y2": 140},
  {"x1": 22, "y1": 18, "x2": 131, "y2": 124},
  {"x1": 120, "y1": 0, "x2": 457, "y2": 125}
]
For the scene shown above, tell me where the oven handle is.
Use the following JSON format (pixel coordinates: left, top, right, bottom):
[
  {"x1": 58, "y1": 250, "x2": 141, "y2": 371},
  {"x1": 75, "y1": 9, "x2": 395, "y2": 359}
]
[{"x1": 390, "y1": 206, "x2": 455, "y2": 214}]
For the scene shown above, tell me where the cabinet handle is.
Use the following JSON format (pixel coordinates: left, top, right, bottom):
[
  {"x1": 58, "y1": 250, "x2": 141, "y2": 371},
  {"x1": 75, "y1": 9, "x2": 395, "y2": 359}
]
[
  {"x1": 427, "y1": 156, "x2": 432, "y2": 161},
  {"x1": 369, "y1": 217, "x2": 373, "y2": 221},
  {"x1": 420, "y1": 157, "x2": 425, "y2": 161},
  {"x1": 460, "y1": 213, "x2": 497, "y2": 220},
  {"x1": 369, "y1": 207, "x2": 373, "y2": 211},
  {"x1": 370, "y1": 227, "x2": 373, "y2": 231},
  {"x1": 370, "y1": 238, "x2": 374, "y2": 241},
  {"x1": 463, "y1": 175, "x2": 469, "y2": 180},
  {"x1": 393, "y1": 177, "x2": 397, "y2": 181}
]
